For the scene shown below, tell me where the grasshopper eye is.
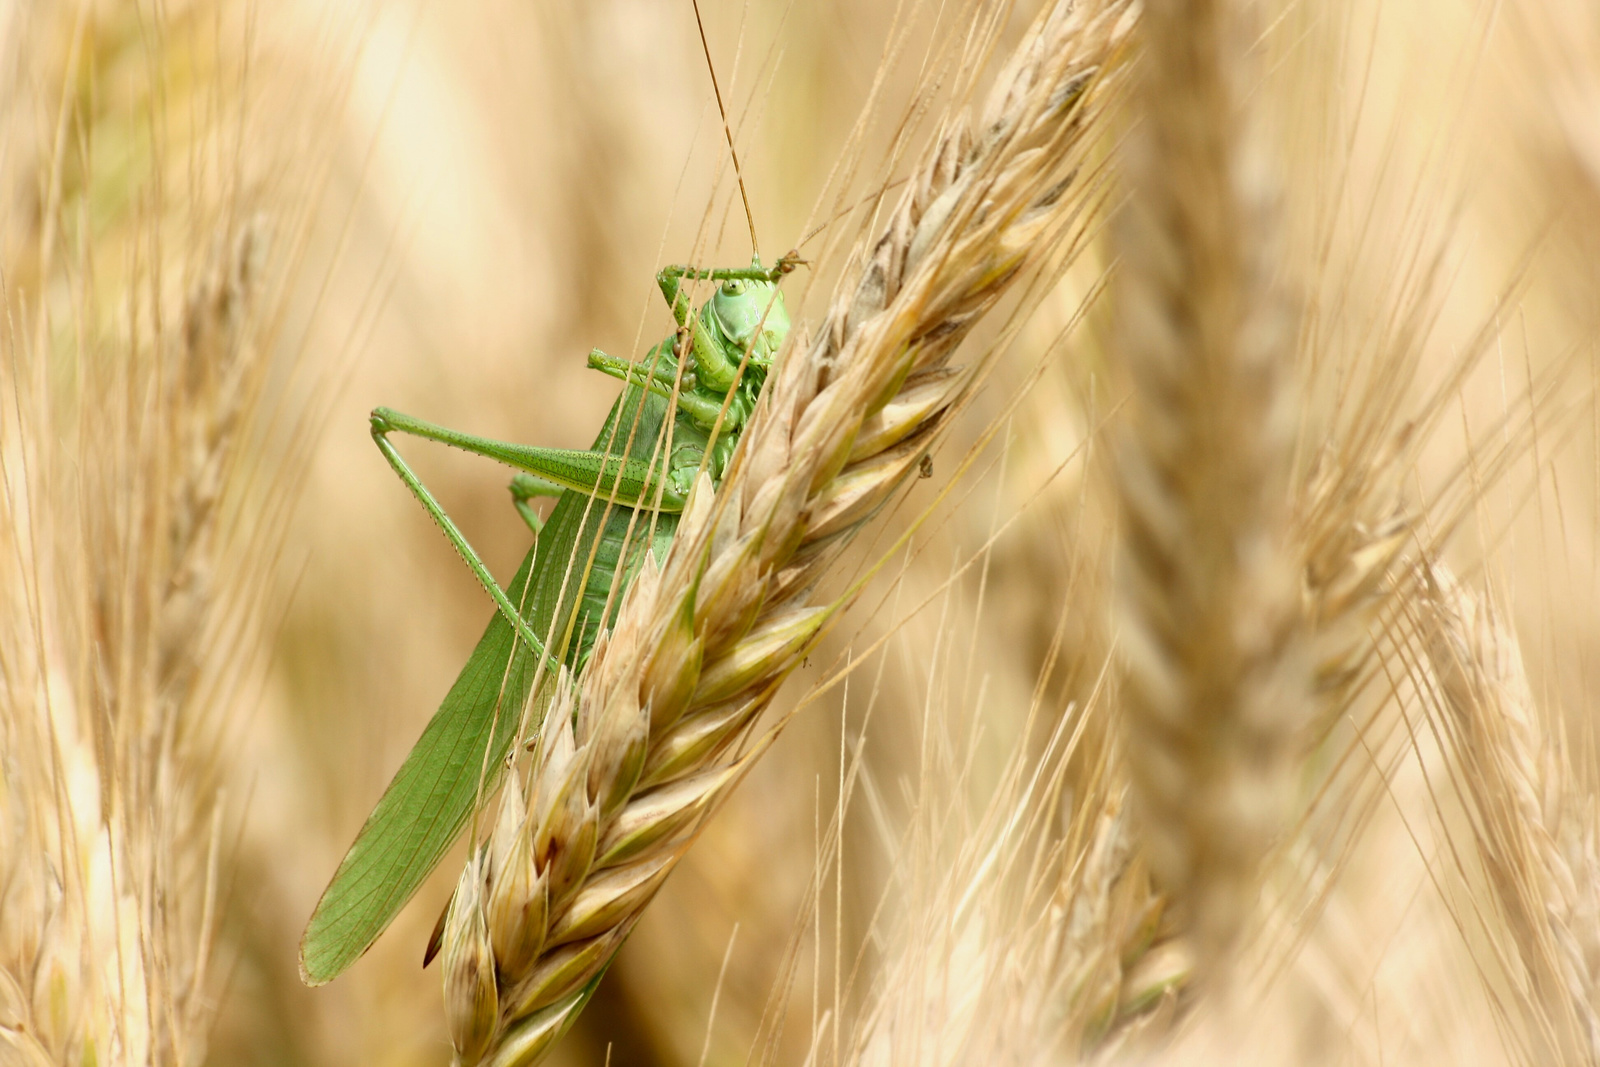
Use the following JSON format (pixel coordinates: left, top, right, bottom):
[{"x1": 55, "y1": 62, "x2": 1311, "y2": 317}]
[{"x1": 721, "y1": 279, "x2": 746, "y2": 296}]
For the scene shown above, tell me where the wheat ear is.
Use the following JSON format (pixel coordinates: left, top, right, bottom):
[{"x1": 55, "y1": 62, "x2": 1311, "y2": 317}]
[
  {"x1": 432, "y1": 1, "x2": 1135, "y2": 1061},
  {"x1": 0, "y1": 213, "x2": 271, "y2": 1064},
  {"x1": 1419, "y1": 561, "x2": 1600, "y2": 1063},
  {"x1": 1112, "y1": 0, "x2": 1308, "y2": 974}
]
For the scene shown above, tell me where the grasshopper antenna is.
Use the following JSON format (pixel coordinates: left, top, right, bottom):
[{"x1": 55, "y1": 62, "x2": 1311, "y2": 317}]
[{"x1": 691, "y1": 0, "x2": 761, "y2": 261}]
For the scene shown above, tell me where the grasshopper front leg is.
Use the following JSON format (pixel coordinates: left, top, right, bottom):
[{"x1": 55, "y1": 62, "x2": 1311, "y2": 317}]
[
  {"x1": 508, "y1": 473, "x2": 565, "y2": 536},
  {"x1": 586, "y1": 348, "x2": 727, "y2": 426},
  {"x1": 653, "y1": 256, "x2": 796, "y2": 311},
  {"x1": 656, "y1": 258, "x2": 796, "y2": 392}
]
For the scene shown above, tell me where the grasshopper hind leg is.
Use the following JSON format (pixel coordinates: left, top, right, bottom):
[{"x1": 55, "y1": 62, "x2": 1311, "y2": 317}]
[{"x1": 369, "y1": 409, "x2": 556, "y2": 669}]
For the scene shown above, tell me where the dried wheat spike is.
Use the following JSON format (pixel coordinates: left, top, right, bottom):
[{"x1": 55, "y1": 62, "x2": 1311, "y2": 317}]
[
  {"x1": 1111, "y1": 0, "x2": 1307, "y2": 974},
  {"x1": 1420, "y1": 562, "x2": 1600, "y2": 1063},
  {"x1": 435, "y1": 1, "x2": 1136, "y2": 1061},
  {"x1": 1051, "y1": 786, "x2": 1192, "y2": 1053},
  {"x1": 1298, "y1": 460, "x2": 1411, "y2": 705},
  {"x1": 0, "y1": 214, "x2": 271, "y2": 1065}
]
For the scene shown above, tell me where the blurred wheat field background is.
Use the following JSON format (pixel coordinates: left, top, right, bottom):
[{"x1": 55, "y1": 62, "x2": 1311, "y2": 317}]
[{"x1": 4, "y1": 0, "x2": 1600, "y2": 1064}]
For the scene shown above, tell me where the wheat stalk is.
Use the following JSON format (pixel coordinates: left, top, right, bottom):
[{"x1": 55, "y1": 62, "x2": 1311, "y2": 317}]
[
  {"x1": 1418, "y1": 560, "x2": 1600, "y2": 1063},
  {"x1": 1111, "y1": 0, "x2": 1309, "y2": 977},
  {"x1": 427, "y1": 1, "x2": 1136, "y2": 1061}
]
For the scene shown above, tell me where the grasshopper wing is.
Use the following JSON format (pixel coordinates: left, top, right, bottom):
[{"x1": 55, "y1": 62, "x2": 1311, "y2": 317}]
[{"x1": 299, "y1": 547, "x2": 543, "y2": 985}]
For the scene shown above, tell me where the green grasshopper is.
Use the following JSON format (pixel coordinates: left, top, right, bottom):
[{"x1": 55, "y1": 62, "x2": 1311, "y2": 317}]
[{"x1": 298, "y1": 254, "x2": 795, "y2": 985}]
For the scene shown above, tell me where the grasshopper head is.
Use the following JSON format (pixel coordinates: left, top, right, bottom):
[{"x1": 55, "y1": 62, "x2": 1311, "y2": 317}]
[{"x1": 709, "y1": 277, "x2": 789, "y2": 366}]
